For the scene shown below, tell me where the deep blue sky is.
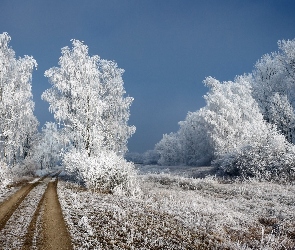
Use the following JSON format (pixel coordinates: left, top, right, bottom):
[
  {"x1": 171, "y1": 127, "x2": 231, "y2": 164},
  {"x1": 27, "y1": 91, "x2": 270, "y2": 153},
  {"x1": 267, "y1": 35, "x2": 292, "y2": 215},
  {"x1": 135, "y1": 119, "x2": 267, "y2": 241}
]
[{"x1": 1, "y1": 1, "x2": 295, "y2": 153}]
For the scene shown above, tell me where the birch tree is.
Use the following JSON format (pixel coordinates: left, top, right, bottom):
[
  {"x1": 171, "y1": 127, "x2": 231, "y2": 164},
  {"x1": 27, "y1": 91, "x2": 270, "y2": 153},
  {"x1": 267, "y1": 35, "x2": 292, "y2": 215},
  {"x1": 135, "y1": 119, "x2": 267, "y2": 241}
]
[
  {"x1": 32, "y1": 122, "x2": 63, "y2": 169},
  {"x1": 42, "y1": 40, "x2": 139, "y2": 194},
  {"x1": 42, "y1": 39, "x2": 135, "y2": 157},
  {"x1": 202, "y1": 76, "x2": 295, "y2": 178},
  {"x1": 0, "y1": 32, "x2": 38, "y2": 165},
  {"x1": 252, "y1": 39, "x2": 295, "y2": 143}
]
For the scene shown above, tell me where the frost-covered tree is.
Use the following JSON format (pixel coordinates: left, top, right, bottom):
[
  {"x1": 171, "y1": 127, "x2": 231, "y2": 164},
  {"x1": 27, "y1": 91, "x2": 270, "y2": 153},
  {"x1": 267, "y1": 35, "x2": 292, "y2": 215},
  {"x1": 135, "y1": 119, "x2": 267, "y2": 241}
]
[
  {"x1": 42, "y1": 39, "x2": 138, "y2": 194},
  {"x1": 155, "y1": 132, "x2": 183, "y2": 166},
  {"x1": 268, "y1": 93, "x2": 295, "y2": 143},
  {"x1": 42, "y1": 39, "x2": 135, "y2": 156},
  {"x1": 203, "y1": 76, "x2": 295, "y2": 178},
  {"x1": 178, "y1": 109, "x2": 214, "y2": 166},
  {"x1": 156, "y1": 109, "x2": 214, "y2": 166},
  {"x1": 156, "y1": 75, "x2": 262, "y2": 167},
  {"x1": 252, "y1": 39, "x2": 295, "y2": 143},
  {"x1": 0, "y1": 32, "x2": 38, "y2": 165},
  {"x1": 64, "y1": 150, "x2": 140, "y2": 196},
  {"x1": 202, "y1": 75, "x2": 267, "y2": 157},
  {"x1": 155, "y1": 74, "x2": 295, "y2": 179},
  {"x1": 31, "y1": 122, "x2": 64, "y2": 169}
]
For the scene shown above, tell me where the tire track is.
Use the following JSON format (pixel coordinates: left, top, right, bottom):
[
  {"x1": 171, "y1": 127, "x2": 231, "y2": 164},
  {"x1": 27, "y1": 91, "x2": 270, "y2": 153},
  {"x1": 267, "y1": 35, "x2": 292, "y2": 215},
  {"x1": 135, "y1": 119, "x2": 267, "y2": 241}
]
[
  {"x1": 0, "y1": 178, "x2": 48, "y2": 249},
  {"x1": 22, "y1": 189, "x2": 46, "y2": 250},
  {"x1": 41, "y1": 177, "x2": 72, "y2": 249},
  {"x1": 22, "y1": 170, "x2": 72, "y2": 250},
  {"x1": 0, "y1": 175, "x2": 48, "y2": 231},
  {"x1": 0, "y1": 170, "x2": 72, "y2": 249}
]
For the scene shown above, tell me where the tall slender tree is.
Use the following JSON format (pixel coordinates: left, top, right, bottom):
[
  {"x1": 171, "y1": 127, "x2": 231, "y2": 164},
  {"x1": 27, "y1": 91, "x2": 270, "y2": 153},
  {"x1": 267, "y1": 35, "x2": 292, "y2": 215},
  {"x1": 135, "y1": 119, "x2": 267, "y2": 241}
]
[{"x1": 0, "y1": 32, "x2": 38, "y2": 165}]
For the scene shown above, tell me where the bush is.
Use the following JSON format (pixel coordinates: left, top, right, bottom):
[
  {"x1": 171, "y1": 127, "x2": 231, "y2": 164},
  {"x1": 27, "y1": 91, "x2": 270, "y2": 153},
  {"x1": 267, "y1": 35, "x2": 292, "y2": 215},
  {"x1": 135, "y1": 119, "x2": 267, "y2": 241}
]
[
  {"x1": 63, "y1": 150, "x2": 141, "y2": 196},
  {"x1": 214, "y1": 132, "x2": 295, "y2": 181},
  {"x1": 0, "y1": 161, "x2": 12, "y2": 187}
]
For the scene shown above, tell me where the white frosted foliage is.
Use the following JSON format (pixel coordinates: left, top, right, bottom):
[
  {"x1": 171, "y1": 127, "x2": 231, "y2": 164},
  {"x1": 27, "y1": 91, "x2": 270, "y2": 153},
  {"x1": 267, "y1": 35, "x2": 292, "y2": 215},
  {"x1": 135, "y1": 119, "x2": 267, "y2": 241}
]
[
  {"x1": 0, "y1": 32, "x2": 38, "y2": 166},
  {"x1": 252, "y1": 38, "x2": 295, "y2": 143},
  {"x1": 42, "y1": 39, "x2": 135, "y2": 156}
]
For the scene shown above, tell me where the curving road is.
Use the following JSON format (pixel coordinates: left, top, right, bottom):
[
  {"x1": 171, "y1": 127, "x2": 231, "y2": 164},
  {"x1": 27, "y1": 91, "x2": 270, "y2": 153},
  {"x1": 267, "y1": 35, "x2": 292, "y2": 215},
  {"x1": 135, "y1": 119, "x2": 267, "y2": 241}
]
[{"x1": 0, "y1": 171, "x2": 72, "y2": 250}]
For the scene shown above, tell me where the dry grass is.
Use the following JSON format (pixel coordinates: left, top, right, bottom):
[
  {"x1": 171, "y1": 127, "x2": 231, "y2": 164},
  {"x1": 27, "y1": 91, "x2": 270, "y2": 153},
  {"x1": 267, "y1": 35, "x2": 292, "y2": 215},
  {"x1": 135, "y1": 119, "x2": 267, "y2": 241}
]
[{"x1": 57, "y1": 170, "x2": 295, "y2": 249}]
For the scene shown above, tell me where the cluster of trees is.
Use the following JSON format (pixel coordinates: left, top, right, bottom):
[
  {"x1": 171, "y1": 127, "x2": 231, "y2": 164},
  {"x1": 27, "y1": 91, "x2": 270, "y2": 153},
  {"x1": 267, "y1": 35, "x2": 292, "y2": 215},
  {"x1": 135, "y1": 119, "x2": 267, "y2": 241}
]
[
  {"x1": 156, "y1": 39, "x2": 295, "y2": 180},
  {"x1": 0, "y1": 33, "x2": 137, "y2": 193},
  {"x1": 2, "y1": 31, "x2": 295, "y2": 184},
  {"x1": 125, "y1": 150, "x2": 160, "y2": 165}
]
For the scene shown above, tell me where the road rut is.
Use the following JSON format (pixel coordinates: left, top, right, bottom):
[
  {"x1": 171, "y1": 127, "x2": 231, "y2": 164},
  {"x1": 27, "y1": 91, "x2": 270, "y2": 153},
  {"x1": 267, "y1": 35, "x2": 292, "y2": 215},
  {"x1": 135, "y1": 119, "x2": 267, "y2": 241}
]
[
  {"x1": 40, "y1": 178, "x2": 72, "y2": 249},
  {"x1": 0, "y1": 171, "x2": 72, "y2": 249},
  {"x1": 0, "y1": 176, "x2": 47, "y2": 231}
]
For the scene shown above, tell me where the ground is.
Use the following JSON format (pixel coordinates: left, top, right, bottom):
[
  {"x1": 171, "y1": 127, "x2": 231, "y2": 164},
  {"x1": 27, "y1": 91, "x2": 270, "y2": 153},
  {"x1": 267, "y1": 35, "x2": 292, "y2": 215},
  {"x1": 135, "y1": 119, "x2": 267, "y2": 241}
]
[{"x1": 0, "y1": 165, "x2": 294, "y2": 249}]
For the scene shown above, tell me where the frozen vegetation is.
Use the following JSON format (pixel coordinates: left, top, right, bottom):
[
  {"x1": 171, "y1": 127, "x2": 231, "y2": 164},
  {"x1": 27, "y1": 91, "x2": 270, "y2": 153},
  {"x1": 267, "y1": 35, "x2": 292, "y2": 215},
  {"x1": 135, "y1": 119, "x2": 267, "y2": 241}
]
[
  {"x1": 155, "y1": 39, "x2": 295, "y2": 182},
  {"x1": 0, "y1": 33, "x2": 137, "y2": 194},
  {"x1": 1, "y1": 32, "x2": 295, "y2": 249},
  {"x1": 57, "y1": 167, "x2": 295, "y2": 249}
]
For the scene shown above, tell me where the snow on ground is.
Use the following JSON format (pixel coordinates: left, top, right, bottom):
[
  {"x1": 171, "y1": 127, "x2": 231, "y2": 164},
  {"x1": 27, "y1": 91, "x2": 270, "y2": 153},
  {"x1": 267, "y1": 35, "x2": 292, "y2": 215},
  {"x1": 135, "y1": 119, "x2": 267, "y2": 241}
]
[
  {"x1": 58, "y1": 181, "x2": 204, "y2": 249},
  {"x1": 0, "y1": 176, "x2": 34, "y2": 204},
  {"x1": 135, "y1": 164, "x2": 214, "y2": 178},
  {"x1": 0, "y1": 179, "x2": 48, "y2": 249},
  {"x1": 58, "y1": 165, "x2": 295, "y2": 249},
  {"x1": 0, "y1": 185, "x2": 21, "y2": 204},
  {"x1": 35, "y1": 166, "x2": 62, "y2": 177}
]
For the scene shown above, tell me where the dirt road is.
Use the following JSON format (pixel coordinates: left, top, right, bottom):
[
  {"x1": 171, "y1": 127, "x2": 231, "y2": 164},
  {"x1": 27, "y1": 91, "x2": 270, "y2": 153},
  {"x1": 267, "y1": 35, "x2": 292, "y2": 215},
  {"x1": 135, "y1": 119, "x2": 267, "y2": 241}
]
[{"x1": 0, "y1": 171, "x2": 72, "y2": 249}]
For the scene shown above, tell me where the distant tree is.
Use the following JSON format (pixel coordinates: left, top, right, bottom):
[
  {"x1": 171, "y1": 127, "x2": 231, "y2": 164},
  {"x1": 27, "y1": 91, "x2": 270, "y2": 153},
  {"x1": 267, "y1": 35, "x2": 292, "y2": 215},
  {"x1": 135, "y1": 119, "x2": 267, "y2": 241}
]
[
  {"x1": 125, "y1": 152, "x2": 144, "y2": 164},
  {"x1": 178, "y1": 109, "x2": 214, "y2": 166},
  {"x1": 32, "y1": 122, "x2": 63, "y2": 169},
  {"x1": 42, "y1": 39, "x2": 135, "y2": 156},
  {"x1": 155, "y1": 132, "x2": 183, "y2": 166},
  {"x1": 143, "y1": 150, "x2": 160, "y2": 165},
  {"x1": 0, "y1": 32, "x2": 38, "y2": 166},
  {"x1": 156, "y1": 109, "x2": 214, "y2": 166}
]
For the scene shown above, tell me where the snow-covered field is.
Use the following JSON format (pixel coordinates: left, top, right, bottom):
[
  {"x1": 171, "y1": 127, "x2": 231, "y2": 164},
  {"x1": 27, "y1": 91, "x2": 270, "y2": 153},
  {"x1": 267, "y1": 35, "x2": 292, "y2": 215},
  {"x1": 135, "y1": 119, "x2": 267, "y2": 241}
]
[{"x1": 57, "y1": 165, "x2": 295, "y2": 249}]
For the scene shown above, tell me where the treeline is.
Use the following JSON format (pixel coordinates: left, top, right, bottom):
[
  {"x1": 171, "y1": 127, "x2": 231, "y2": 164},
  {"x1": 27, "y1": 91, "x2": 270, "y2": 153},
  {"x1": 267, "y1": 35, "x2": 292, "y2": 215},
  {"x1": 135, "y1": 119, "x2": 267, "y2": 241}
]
[{"x1": 155, "y1": 39, "x2": 295, "y2": 180}]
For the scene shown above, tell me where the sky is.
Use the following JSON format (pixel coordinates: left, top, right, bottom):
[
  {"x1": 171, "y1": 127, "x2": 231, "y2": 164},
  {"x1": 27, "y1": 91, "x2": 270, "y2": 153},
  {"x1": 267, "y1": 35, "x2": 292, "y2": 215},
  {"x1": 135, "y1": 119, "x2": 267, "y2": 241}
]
[{"x1": 1, "y1": 0, "x2": 295, "y2": 153}]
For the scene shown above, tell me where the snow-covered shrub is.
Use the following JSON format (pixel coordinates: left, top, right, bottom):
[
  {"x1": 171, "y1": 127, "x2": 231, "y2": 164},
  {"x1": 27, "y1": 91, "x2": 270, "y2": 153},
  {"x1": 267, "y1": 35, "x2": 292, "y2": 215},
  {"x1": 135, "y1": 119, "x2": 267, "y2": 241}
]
[
  {"x1": 213, "y1": 126, "x2": 295, "y2": 181},
  {"x1": 63, "y1": 150, "x2": 141, "y2": 196},
  {"x1": 143, "y1": 150, "x2": 160, "y2": 165},
  {"x1": 9, "y1": 162, "x2": 37, "y2": 180},
  {"x1": 0, "y1": 161, "x2": 12, "y2": 187}
]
